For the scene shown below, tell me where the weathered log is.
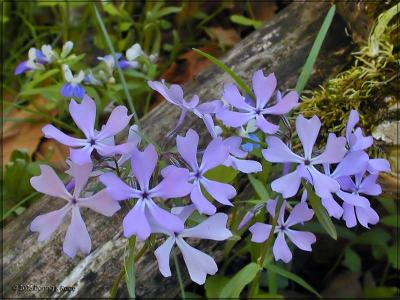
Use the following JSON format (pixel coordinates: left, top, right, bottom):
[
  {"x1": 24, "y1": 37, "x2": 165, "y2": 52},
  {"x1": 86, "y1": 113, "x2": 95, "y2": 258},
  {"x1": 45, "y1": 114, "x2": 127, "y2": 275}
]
[{"x1": 2, "y1": 2, "x2": 354, "y2": 298}]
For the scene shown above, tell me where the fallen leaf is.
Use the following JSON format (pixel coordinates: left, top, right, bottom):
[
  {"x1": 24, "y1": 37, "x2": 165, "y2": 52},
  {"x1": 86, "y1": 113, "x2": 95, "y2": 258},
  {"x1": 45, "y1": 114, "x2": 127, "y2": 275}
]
[
  {"x1": 249, "y1": 1, "x2": 278, "y2": 23},
  {"x1": 36, "y1": 139, "x2": 69, "y2": 170},
  {"x1": 207, "y1": 27, "x2": 241, "y2": 47}
]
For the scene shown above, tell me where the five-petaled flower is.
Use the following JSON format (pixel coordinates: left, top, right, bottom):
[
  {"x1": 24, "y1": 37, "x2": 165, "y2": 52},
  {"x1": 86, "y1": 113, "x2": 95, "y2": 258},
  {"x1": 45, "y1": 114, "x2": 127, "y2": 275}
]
[
  {"x1": 99, "y1": 144, "x2": 193, "y2": 240},
  {"x1": 60, "y1": 64, "x2": 86, "y2": 99},
  {"x1": 154, "y1": 205, "x2": 232, "y2": 284},
  {"x1": 42, "y1": 95, "x2": 134, "y2": 164},
  {"x1": 217, "y1": 70, "x2": 298, "y2": 134},
  {"x1": 250, "y1": 199, "x2": 316, "y2": 263},
  {"x1": 30, "y1": 163, "x2": 120, "y2": 258}
]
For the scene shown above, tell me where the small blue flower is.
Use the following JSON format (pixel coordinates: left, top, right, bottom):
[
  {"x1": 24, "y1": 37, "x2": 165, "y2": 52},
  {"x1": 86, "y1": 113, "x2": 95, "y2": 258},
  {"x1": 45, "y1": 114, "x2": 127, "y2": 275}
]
[
  {"x1": 241, "y1": 133, "x2": 261, "y2": 152},
  {"x1": 60, "y1": 64, "x2": 85, "y2": 99}
]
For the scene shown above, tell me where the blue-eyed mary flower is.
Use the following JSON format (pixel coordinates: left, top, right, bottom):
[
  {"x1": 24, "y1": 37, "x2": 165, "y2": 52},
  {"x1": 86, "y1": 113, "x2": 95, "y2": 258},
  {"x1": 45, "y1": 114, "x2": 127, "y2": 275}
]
[
  {"x1": 249, "y1": 199, "x2": 316, "y2": 263},
  {"x1": 99, "y1": 144, "x2": 193, "y2": 240},
  {"x1": 30, "y1": 163, "x2": 121, "y2": 258},
  {"x1": 14, "y1": 47, "x2": 46, "y2": 75},
  {"x1": 154, "y1": 205, "x2": 232, "y2": 284},
  {"x1": 42, "y1": 95, "x2": 134, "y2": 165},
  {"x1": 168, "y1": 129, "x2": 237, "y2": 215},
  {"x1": 262, "y1": 115, "x2": 347, "y2": 199},
  {"x1": 118, "y1": 43, "x2": 143, "y2": 70},
  {"x1": 148, "y1": 80, "x2": 223, "y2": 136},
  {"x1": 60, "y1": 64, "x2": 86, "y2": 99},
  {"x1": 216, "y1": 70, "x2": 298, "y2": 134}
]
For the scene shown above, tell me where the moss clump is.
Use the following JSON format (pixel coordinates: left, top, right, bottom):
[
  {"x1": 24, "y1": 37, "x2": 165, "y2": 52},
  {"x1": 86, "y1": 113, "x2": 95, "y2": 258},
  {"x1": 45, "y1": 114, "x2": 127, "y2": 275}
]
[{"x1": 298, "y1": 4, "x2": 399, "y2": 157}]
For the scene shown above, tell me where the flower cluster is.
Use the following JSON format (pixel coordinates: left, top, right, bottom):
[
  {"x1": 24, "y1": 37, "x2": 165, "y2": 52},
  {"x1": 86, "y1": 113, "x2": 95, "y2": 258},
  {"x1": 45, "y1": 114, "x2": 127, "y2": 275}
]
[{"x1": 28, "y1": 66, "x2": 390, "y2": 285}]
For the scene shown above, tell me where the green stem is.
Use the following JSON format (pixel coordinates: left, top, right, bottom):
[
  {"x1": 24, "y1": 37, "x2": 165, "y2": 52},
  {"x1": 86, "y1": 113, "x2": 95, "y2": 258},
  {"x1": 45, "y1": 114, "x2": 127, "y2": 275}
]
[
  {"x1": 125, "y1": 236, "x2": 136, "y2": 299},
  {"x1": 2, "y1": 192, "x2": 39, "y2": 221},
  {"x1": 173, "y1": 251, "x2": 186, "y2": 299}
]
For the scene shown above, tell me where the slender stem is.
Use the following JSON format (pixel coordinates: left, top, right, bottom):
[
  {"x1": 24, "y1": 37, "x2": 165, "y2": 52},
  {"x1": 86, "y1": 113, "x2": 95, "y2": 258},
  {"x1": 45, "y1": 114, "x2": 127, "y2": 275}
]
[
  {"x1": 173, "y1": 251, "x2": 186, "y2": 299},
  {"x1": 248, "y1": 197, "x2": 284, "y2": 298},
  {"x1": 2, "y1": 192, "x2": 39, "y2": 221},
  {"x1": 125, "y1": 236, "x2": 136, "y2": 299}
]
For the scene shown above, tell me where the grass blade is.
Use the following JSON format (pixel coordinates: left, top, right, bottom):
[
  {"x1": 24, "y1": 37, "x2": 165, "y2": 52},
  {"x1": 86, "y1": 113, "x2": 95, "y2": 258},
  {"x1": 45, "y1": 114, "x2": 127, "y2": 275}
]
[
  {"x1": 125, "y1": 237, "x2": 136, "y2": 299},
  {"x1": 248, "y1": 174, "x2": 270, "y2": 200},
  {"x1": 192, "y1": 48, "x2": 253, "y2": 98},
  {"x1": 264, "y1": 263, "x2": 321, "y2": 298},
  {"x1": 295, "y1": 5, "x2": 336, "y2": 95}
]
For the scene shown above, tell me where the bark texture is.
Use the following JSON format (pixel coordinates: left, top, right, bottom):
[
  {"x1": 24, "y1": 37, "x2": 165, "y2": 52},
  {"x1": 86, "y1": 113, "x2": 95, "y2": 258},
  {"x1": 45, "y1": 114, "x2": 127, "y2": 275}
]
[{"x1": 2, "y1": 2, "x2": 354, "y2": 298}]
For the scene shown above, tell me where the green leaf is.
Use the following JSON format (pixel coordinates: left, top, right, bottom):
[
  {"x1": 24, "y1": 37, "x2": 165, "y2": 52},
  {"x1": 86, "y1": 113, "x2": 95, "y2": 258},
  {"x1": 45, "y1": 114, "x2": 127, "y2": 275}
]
[
  {"x1": 205, "y1": 275, "x2": 229, "y2": 298},
  {"x1": 230, "y1": 15, "x2": 262, "y2": 29},
  {"x1": 342, "y1": 247, "x2": 361, "y2": 272},
  {"x1": 363, "y1": 286, "x2": 399, "y2": 298},
  {"x1": 125, "y1": 237, "x2": 136, "y2": 299},
  {"x1": 352, "y1": 228, "x2": 391, "y2": 246},
  {"x1": 192, "y1": 48, "x2": 253, "y2": 97},
  {"x1": 22, "y1": 69, "x2": 59, "y2": 91},
  {"x1": 264, "y1": 264, "x2": 321, "y2": 298},
  {"x1": 387, "y1": 243, "x2": 399, "y2": 270},
  {"x1": 305, "y1": 184, "x2": 337, "y2": 240},
  {"x1": 295, "y1": 5, "x2": 336, "y2": 94},
  {"x1": 219, "y1": 263, "x2": 261, "y2": 298},
  {"x1": 298, "y1": 221, "x2": 356, "y2": 240},
  {"x1": 204, "y1": 165, "x2": 238, "y2": 183},
  {"x1": 248, "y1": 174, "x2": 269, "y2": 200},
  {"x1": 380, "y1": 215, "x2": 399, "y2": 227},
  {"x1": 157, "y1": 6, "x2": 182, "y2": 18}
]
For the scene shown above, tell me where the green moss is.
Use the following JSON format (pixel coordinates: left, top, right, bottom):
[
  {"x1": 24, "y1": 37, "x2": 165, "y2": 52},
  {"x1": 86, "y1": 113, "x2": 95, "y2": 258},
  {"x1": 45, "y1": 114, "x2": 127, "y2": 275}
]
[{"x1": 297, "y1": 4, "x2": 399, "y2": 157}]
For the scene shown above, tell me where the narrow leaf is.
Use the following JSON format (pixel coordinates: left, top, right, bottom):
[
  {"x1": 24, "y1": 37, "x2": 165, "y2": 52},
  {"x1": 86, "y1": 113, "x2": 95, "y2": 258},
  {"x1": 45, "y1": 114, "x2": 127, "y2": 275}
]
[
  {"x1": 264, "y1": 263, "x2": 321, "y2": 298},
  {"x1": 342, "y1": 247, "x2": 361, "y2": 272},
  {"x1": 125, "y1": 237, "x2": 136, "y2": 299},
  {"x1": 192, "y1": 48, "x2": 253, "y2": 97},
  {"x1": 295, "y1": 5, "x2": 336, "y2": 94},
  {"x1": 248, "y1": 174, "x2": 270, "y2": 200},
  {"x1": 219, "y1": 263, "x2": 261, "y2": 298},
  {"x1": 305, "y1": 184, "x2": 337, "y2": 240}
]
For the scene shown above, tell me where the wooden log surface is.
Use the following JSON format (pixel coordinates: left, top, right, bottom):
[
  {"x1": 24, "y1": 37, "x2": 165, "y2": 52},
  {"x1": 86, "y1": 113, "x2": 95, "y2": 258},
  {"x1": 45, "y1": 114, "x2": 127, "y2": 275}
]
[{"x1": 2, "y1": 2, "x2": 354, "y2": 298}]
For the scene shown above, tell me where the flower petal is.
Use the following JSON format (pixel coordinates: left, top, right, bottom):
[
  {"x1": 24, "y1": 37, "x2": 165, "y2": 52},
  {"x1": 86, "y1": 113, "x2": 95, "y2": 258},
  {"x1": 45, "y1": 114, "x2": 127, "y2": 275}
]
[
  {"x1": 200, "y1": 138, "x2": 229, "y2": 172},
  {"x1": 225, "y1": 156, "x2": 262, "y2": 174},
  {"x1": 336, "y1": 190, "x2": 370, "y2": 207},
  {"x1": 95, "y1": 142, "x2": 135, "y2": 157},
  {"x1": 155, "y1": 236, "x2": 176, "y2": 278},
  {"x1": 367, "y1": 158, "x2": 391, "y2": 174},
  {"x1": 176, "y1": 237, "x2": 218, "y2": 285},
  {"x1": 249, "y1": 222, "x2": 272, "y2": 243},
  {"x1": 285, "y1": 202, "x2": 314, "y2": 227},
  {"x1": 67, "y1": 162, "x2": 93, "y2": 198},
  {"x1": 331, "y1": 151, "x2": 369, "y2": 178},
  {"x1": 30, "y1": 165, "x2": 72, "y2": 200},
  {"x1": 273, "y1": 232, "x2": 292, "y2": 263},
  {"x1": 285, "y1": 229, "x2": 316, "y2": 251},
  {"x1": 223, "y1": 83, "x2": 252, "y2": 110},
  {"x1": 181, "y1": 213, "x2": 232, "y2": 240},
  {"x1": 70, "y1": 146, "x2": 94, "y2": 165},
  {"x1": 131, "y1": 144, "x2": 158, "y2": 191},
  {"x1": 123, "y1": 200, "x2": 151, "y2": 240},
  {"x1": 359, "y1": 174, "x2": 382, "y2": 196},
  {"x1": 311, "y1": 133, "x2": 347, "y2": 165},
  {"x1": 171, "y1": 205, "x2": 197, "y2": 223},
  {"x1": 99, "y1": 172, "x2": 139, "y2": 201},
  {"x1": 78, "y1": 190, "x2": 121, "y2": 216},
  {"x1": 69, "y1": 96, "x2": 96, "y2": 138},
  {"x1": 196, "y1": 100, "x2": 224, "y2": 114},
  {"x1": 223, "y1": 136, "x2": 246, "y2": 158},
  {"x1": 263, "y1": 136, "x2": 303, "y2": 163},
  {"x1": 42, "y1": 124, "x2": 88, "y2": 147},
  {"x1": 355, "y1": 205, "x2": 379, "y2": 228},
  {"x1": 60, "y1": 83, "x2": 74, "y2": 98},
  {"x1": 201, "y1": 178, "x2": 235, "y2": 206},
  {"x1": 351, "y1": 128, "x2": 373, "y2": 151},
  {"x1": 256, "y1": 115, "x2": 279, "y2": 134},
  {"x1": 263, "y1": 91, "x2": 298, "y2": 115},
  {"x1": 308, "y1": 166, "x2": 340, "y2": 198},
  {"x1": 342, "y1": 203, "x2": 357, "y2": 228},
  {"x1": 252, "y1": 71, "x2": 276, "y2": 109},
  {"x1": 63, "y1": 207, "x2": 91, "y2": 258},
  {"x1": 296, "y1": 115, "x2": 321, "y2": 160},
  {"x1": 96, "y1": 106, "x2": 132, "y2": 140},
  {"x1": 346, "y1": 110, "x2": 359, "y2": 142},
  {"x1": 177, "y1": 129, "x2": 199, "y2": 170},
  {"x1": 271, "y1": 170, "x2": 302, "y2": 198},
  {"x1": 147, "y1": 200, "x2": 184, "y2": 234},
  {"x1": 190, "y1": 182, "x2": 216, "y2": 215},
  {"x1": 151, "y1": 168, "x2": 192, "y2": 199},
  {"x1": 30, "y1": 205, "x2": 70, "y2": 241},
  {"x1": 216, "y1": 109, "x2": 253, "y2": 128},
  {"x1": 148, "y1": 80, "x2": 182, "y2": 106},
  {"x1": 321, "y1": 194, "x2": 343, "y2": 219}
]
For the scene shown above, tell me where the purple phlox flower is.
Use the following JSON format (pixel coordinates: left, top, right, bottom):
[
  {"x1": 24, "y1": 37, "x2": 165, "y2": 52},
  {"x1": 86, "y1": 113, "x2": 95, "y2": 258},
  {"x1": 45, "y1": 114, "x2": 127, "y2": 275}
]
[
  {"x1": 319, "y1": 151, "x2": 370, "y2": 220},
  {"x1": 119, "y1": 43, "x2": 143, "y2": 70},
  {"x1": 147, "y1": 80, "x2": 223, "y2": 137},
  {"x1": 338, "y1": 172, "x2": 381, "y2": 228},
  {"x1": 222, "y1": 136, "x2": 262, "y2": 174},
  {"x1": 262, "y1": 115, "x2": 347, "y2": 199},
  {"x1": 167, "y1": 129, "x2": 237, "y2": 215},
  {"x1": 42, "y1": 95, "x2": 134, "y2": 165},
  {"x1": 14, "y1": 47, "x2": 46, "y2": 75},
  {"x1": 346, "y1": 110, "x2": 373, "y2": 151},
  {"x1": 60, "y1": 64, "x2": 86, "y2": 99},
  {"x1": 367, "y1": 158, "x2": 391, "y2": 174},
  {"x1": 249, "y1": 199, "x2": 316, "y2": 263},
  {"x1": 99, "y1": 144, "x2": 193, "y2": 240},
  {"x1": 30, "y1": 163, "x2": 121, "y2": 258},
  {"x1": 216, "y1": 70, "x2": 298, "y2": 134},
  {"x1": 98, "y1": 53, "x2": 122, "y2": 74},
  {"x1": 153, "y1": 205, "x2": 232, "y2": 284}
]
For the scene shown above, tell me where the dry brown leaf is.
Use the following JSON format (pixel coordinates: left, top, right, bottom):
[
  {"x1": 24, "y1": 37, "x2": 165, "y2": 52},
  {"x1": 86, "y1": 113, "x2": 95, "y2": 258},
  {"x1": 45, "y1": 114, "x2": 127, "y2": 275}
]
[
  {"x1": 36, "y1": 139, "x2": 69, "y2": 170},
  {"x1": 208, "y1": 27, "x2": 241, "y2": 46},
  {"x1": 250, "y1": 1, "x2": 278, "y2": 22}
]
